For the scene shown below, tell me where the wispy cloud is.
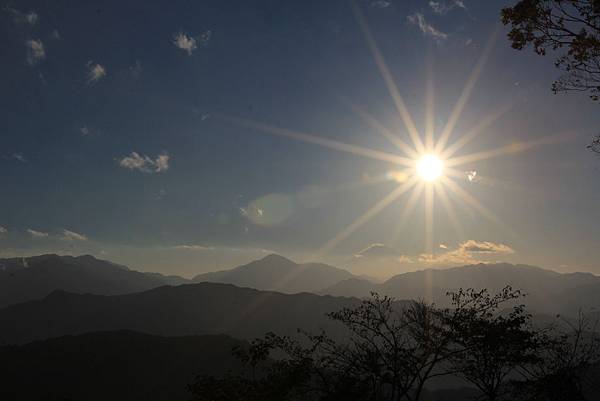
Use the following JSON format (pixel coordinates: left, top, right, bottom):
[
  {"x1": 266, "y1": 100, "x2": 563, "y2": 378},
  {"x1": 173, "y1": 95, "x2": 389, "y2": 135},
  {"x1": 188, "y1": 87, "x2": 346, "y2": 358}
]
[
  {"x1": 0, "y1": 226, "x2": 7, "y2": 236},
  {"x1": 171, "y1": 245, "x2": 216, "y2": 251},
  {"x1": 26, "y1": 228, "x2": 49, "y2": 238},
  {"x1": 173, "y1": 30, "x2": 211, "y2": 55},
  {"x1": 4, "y1": 7, "x2": 38, "y2": 25},
  {"x1": 407, "y1": 13, "x2": 448, "y2": 41},
  {"x1": 369, "y1": 0, "x2": 392, "y2": 8},
  {"x1": 429, "y1": 0, "x2": 466, "y2": 15},
  {"x1": 61, "y1": 229, "x2": 88, "y2": 241},
  {"x1": 86, "y1": 61, "x2": 106, "y2": 84},
  {"x1": 12, "y1": 153, "x2": 27, "y2": 163},
  {"x1": 26, "y1": 39, "x2": 45, "y2": 65},
  {"x1": 118, "y1": 152, "x2": 170, "y2": 173}
]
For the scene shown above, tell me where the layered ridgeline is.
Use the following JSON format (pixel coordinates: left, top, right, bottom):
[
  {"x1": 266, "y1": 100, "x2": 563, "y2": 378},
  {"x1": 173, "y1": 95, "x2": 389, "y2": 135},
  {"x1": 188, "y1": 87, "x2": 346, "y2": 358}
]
[
  {"x1": 0, "y1": 331, "x2": 246, "y2": 401},
  {"x1": 193, "y1": 253, "x2": 358, "y2": 293},
  {"x1": 321, "y1": 263, "x2": 600, "y2": 314},
  {"x1": 0, "y1": 282, "x2": 360, "y2": 345},
  {"x1": 0, "y1": 254, "x2": 189, "y2": 308}
]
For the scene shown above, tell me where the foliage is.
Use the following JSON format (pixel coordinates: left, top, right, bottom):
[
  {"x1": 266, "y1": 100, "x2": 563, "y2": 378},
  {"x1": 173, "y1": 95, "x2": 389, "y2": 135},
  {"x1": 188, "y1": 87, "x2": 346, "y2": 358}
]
[{"x1": 501, "y1": 0, "x2": 600, "y2": 101}]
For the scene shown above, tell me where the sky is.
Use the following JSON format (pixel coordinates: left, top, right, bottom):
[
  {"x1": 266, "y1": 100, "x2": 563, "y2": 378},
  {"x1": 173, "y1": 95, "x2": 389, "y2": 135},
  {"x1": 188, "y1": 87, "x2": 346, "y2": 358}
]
[{"x1": 1, "y1": 0, "x2": 599, "y2": 278}]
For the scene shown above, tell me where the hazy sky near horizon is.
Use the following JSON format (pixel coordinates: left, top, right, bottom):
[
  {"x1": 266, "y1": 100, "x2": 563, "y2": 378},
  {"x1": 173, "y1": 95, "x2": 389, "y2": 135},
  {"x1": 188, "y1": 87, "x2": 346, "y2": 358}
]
[{"x1": 1, "y1": 0, "x2": 599, "y2": 278}]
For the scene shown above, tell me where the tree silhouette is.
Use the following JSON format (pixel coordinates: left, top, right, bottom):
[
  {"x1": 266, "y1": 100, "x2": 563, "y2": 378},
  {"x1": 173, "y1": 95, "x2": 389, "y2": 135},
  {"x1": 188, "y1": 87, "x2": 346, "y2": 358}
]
[
  {"x1": 501, "y1": 0, "x2": 600, "y2": 101},
  {"x1": 190, "y1": 286, "x2": 600, "y2": 401}
]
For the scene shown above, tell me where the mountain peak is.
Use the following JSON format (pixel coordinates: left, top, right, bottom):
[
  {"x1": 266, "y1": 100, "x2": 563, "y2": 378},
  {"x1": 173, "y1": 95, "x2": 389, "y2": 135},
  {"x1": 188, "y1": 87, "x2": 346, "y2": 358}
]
[{"x1": 259, "y1": 253, "x2": 296, "y2": 265}]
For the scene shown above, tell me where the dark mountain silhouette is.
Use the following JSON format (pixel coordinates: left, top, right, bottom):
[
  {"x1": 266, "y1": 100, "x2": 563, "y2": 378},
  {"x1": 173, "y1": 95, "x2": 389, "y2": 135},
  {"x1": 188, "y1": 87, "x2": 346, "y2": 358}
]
[
  {"x1": 193, "y1": 253, "x2": 357, "y2": 293},
  {"x1": 0, "y1": 331, "x2": 246, "y2": 401},
  {"x1": 321, "y1": 263, "x2": 600, "y2": 314},
  {"x1": 0, "y1": 282, "x2": 361, "y2": 345},
  {"x1": 0, "y1": 254, "x2": 189, "y2": 308}
]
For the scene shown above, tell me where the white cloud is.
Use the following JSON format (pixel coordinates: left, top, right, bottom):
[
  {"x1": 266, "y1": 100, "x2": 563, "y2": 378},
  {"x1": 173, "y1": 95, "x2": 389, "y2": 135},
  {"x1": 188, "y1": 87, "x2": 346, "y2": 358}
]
[
  {"x1": 27, "y1": 228, "x2": 48, "y2": 238},
  {"x1": 407, "y1": 13, "x2": 448, "y2": 41},
  {"x1": 86, "y1": 61, "x2": 106, "y2": 84},
  {"x1": 466, "y1": 170, "x2": 477, "y2": 182},
  {"x1": 173, "y1": 30, "x2": 211, "y2": 55},
  {"x1": 459, "y1": 240, "x2": 514, "y2": 254},
  {"x1": 173, "y1": 32, "x2": 197, "y2": 55},
  {"x1": 61, "y1": 229, "x2": 88, "y2": 241},
  {"x1": 118, "y1": 152, "x2": 170, "y2": 173},
  {"x1": 0, "y1": 226, "x2": 7, "y2": 235},
  {"x1": 26, "y1": 39, "x2": 45, "y2": 65},
  {"x1": 429, "y1": 0, "x2": 466, "y2": 14},
  {"x1": 419, "y1": 240, "x2": 515, "y2": 266},
  {"x1": 80, "y1": 126, "x2": 91, "y2": 136}
]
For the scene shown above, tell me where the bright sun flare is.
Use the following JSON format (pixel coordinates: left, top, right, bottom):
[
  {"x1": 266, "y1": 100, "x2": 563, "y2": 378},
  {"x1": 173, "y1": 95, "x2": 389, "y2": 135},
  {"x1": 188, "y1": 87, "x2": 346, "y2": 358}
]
[{"x1": 416, "y1": 154, "x2": 443, "y2": 182}]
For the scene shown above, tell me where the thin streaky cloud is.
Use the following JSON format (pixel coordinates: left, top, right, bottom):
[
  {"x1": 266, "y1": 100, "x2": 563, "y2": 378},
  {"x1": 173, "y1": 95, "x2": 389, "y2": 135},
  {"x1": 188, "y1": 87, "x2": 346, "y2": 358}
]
[
  {"x1": 26, "y1": 229, "x2": 49, "y2": 238},
  {"x1": 429, "y1": 0, "x2": 466, "y2": 15},
  {"x1": 407, "y1": 13, "x2": 448, "y2": 41},
  {"x1": 61, "y1": 229, "x2": 88, "y2": 241}
]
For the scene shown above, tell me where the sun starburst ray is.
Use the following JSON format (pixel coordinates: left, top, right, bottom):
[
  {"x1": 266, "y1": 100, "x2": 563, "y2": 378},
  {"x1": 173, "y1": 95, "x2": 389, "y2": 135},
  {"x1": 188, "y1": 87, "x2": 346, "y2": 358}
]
[
  {"x1": 342, "y1": 98, "x2": 419, "y2": 158},
  {"x1": 425, "y1": 184, "x2": 434, "y2": 254},
  {"x1": 445, "y1": 132, "x2": 572, "y2": 168},
  {"x1": 425, "y1": 54, "x2": 436, "y2": 151},
  {"x1": 441, "y1": 101, "x2": 515, "y2": 160},
  {"x1": 219, "y1": 114, "x2": 414, "y2": 166},
  {"x1": 315, "y1": 177, "x2": 418, "y2": 258},
  {"x1": 442, "y1": 176, "x2": 516, "y2": 238},
  {"x1": 391, "y1": 182, "x2": 424, "y2": 245},
  {"x1": 434, "y1": 27, "x2": 499, "y2": 154},
  {"x1": 435, "y1": 183, "x2": 465, "y2": 240},
  {"x1": 351, "y1": 0, "x2": 425, "y2": 154}
]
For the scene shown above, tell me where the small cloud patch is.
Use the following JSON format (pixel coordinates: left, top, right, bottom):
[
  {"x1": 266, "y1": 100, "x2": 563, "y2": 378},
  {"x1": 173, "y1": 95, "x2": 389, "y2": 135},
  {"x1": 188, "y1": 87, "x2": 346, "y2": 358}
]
[
  {"x1": 118, "y1": 152, "x2": 170, "y2": 173},
  {"x1": 86, "y1": 61, "x2": 106, "y2": 84},
  {"x1": 26, "y1": 39, "x2": 45, "y2": 65}
]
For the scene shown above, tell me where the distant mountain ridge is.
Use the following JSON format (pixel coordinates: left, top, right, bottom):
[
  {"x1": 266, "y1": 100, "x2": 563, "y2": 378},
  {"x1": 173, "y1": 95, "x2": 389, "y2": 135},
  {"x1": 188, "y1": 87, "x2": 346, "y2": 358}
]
[
  {"x1": 193, "y1": 253, "x2": 358, "y2": 293},
  {"x1": 0, "y1": 282, "x2": 361, "y2": 345},
  {"x1": 0, "y1": 254, "x2": 189, "y2": 308},
  {"x1": 321, "y1": 262, "x2": 600, "y2": 314}
]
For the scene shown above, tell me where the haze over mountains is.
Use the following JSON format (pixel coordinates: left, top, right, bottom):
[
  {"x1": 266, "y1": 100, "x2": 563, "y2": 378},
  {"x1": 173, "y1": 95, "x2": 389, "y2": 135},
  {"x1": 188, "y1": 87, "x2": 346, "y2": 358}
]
[
  {"x1": 2, "y1": 253, "x2": 600, "y2": 400},
  {"x1": 193, "y1": 253, "x2": 357, "y2": 293}
]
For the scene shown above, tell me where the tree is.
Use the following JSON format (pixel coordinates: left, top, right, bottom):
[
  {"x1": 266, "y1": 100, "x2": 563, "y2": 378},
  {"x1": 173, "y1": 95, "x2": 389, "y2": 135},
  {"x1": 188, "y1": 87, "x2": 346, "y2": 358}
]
[
  {"x1": 501, "y1": 1, "x2": 600, "y2": 101},
  {"x1": 188, "y1": 288, "x2": 600, "y2": 401}
]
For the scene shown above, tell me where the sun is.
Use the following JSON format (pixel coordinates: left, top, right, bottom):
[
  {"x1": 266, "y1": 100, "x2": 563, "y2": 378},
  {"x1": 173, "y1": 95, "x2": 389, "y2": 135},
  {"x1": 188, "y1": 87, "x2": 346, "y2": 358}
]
[{"x1": 416, "y1": 154, "x2": 444, "y2": 182}]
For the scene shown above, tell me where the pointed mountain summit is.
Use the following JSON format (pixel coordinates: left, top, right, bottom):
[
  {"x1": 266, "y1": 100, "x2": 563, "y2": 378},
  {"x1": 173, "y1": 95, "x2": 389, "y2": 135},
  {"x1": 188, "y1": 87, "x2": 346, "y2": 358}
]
[{"x1": 193, "y1": 253, "x2": 356, "y2": 294}]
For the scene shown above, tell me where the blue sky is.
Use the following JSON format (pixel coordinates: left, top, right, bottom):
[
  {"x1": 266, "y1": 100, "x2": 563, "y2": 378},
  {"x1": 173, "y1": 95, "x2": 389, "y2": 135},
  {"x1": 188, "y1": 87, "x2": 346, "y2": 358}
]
[{"x1": 1, "y1": 0, "x2": 599, "y2": 277}]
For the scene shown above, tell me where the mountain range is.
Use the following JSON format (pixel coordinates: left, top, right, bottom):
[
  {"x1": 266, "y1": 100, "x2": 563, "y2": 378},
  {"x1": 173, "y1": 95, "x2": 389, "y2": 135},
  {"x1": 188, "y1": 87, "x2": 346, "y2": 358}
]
[
  {"x1": 0, "y1": 281, "x2": 360, "y2": 345},
  {"x1": 0, "y1": 254, "x2": 188, "y2": 309}
]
